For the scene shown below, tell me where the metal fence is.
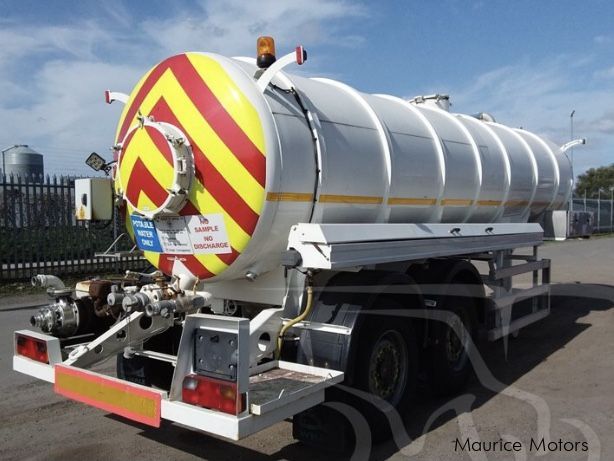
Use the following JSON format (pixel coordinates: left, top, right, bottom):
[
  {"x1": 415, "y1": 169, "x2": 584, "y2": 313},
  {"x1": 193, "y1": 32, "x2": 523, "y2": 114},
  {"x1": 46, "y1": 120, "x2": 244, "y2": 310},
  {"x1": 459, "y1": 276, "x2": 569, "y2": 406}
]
[
  {"x1": 572, "y1": 198, "x2": 614, "y2": 234},
  {"x1": 2, "y1": 173, "x2": 612, "y2": 282},
  {"x1": 1, "y1": 174, "x2": 149, "y2": 282}
]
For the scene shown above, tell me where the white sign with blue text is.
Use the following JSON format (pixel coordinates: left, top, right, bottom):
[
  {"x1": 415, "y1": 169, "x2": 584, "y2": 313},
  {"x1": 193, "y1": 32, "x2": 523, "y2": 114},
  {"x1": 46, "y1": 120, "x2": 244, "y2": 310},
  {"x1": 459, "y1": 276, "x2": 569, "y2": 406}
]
[{"x1": 130, "y1": 213, "x2": 231, "y2": 255}]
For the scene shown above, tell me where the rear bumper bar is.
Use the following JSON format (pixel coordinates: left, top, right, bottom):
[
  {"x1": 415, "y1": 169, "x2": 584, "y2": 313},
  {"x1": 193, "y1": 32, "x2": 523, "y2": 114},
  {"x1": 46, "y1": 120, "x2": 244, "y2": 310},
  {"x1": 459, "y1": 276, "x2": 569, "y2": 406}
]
[{"x1": 13, "y1": 330, "x2": 343, "y2": 441}]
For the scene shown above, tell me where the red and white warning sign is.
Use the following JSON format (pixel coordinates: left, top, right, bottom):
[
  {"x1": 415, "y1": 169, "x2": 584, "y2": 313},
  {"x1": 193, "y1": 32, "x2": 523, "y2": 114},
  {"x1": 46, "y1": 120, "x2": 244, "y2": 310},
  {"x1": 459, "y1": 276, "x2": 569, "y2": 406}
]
[{"x1": 186, "y1": 214, "x2": 232, "y2": 254}]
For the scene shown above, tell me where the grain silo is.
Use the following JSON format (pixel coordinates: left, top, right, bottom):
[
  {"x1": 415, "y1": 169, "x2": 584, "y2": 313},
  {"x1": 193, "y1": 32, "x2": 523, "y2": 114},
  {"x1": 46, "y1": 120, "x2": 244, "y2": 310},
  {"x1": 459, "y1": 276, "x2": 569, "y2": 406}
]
[{"x1": 2, "y1": 145, "x2": 44, "y2": 181}]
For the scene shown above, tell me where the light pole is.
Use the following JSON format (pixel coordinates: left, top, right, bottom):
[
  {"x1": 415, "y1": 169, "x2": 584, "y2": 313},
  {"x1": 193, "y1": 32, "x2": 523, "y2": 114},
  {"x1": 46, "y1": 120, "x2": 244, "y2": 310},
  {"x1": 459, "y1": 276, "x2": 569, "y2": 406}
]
[
  {"x1": 569, "y1": 110, "x2": 575, "y2": 212},
  {"x1": 597, "y1": 188, "x2": 603, "y2": 233},
  {"x1": 610, "y1": 186, "x2": 613, "y2": 233},
  {"x1": 570, "y1": 110, "x2": 575, "y2": 168}
]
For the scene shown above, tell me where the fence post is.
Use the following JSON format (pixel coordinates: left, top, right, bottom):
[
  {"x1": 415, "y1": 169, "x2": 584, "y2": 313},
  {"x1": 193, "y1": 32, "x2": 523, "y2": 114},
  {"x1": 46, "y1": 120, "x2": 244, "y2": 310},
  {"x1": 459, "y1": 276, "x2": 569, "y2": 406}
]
[
  {"x1": 598, "y1": 194, "x2": 601, "y2": 233},
  {"x1": 0, "y1": 174, "x2": 4, "y2": 280}
]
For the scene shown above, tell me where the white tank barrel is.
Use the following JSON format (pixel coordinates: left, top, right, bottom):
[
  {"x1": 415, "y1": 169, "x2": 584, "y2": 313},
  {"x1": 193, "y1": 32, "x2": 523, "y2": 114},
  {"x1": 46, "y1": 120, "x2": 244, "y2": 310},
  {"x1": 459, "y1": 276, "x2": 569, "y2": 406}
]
[{"x1": 113, "y1": 52, "x2": 572, "y2": 284}]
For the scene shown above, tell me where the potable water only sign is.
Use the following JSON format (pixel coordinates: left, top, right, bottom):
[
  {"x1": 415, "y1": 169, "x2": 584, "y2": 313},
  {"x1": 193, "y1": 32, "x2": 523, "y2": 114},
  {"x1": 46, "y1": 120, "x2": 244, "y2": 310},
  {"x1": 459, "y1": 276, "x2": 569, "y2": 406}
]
[{"x1": 130, "y1": 215, "x2": 163, "y2": 253}]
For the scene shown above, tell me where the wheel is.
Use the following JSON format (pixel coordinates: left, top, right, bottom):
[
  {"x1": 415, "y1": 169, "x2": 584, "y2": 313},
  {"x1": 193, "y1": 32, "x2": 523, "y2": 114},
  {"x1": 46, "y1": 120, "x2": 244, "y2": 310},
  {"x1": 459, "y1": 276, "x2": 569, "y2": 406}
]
[
  {"x1": 116, "y1": 325, "x2": 181, "y2": 390},
  {"x1": 352, "y1": 307, "x2": 418, "y2": 441},
  {"x1": 425, "y1": 283, "x2": 477, "y2": 396},
  {"x1": 364, "y1": 329, "x2": 410, "y2": 406}
]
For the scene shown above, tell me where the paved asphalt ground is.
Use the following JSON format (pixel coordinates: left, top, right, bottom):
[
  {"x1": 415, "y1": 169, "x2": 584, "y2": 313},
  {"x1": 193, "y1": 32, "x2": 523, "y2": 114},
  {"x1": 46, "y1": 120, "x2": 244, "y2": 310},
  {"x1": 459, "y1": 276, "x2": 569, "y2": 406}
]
[{"x1": 1, "y1": 237, "x2": 613, "y2": 460}]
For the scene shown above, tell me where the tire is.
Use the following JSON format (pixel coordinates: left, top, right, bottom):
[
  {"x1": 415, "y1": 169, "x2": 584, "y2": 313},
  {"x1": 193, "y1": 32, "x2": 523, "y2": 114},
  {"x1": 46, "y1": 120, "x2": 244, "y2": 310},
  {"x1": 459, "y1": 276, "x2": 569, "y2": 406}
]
[
  {"x1": 116, "y1": 325, "x2": 181, "y2": 390},
  {"x1": 425, "y1": 283, "x2": 477, "y2": 396},
  {"x1": 352, "y1": 306, "x2": 418, "y2": 441}
]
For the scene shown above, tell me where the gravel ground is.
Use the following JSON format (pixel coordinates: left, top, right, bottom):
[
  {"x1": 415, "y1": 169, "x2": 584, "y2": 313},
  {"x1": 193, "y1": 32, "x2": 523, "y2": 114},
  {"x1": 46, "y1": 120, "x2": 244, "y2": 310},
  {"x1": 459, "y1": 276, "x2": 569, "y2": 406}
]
[{"x1": 1, "y1": 237, "x2": 613, "y2": 460}]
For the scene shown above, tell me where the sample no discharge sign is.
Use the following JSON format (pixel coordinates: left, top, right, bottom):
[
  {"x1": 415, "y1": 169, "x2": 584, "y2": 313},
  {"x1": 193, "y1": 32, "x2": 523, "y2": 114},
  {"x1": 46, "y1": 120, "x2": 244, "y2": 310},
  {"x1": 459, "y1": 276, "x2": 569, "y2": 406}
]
[
  {"x1": 186, "y1": 215, "x2": 232, "y2": 254},
  {"x1": 130, "y1": 214, "x2": 232, "y2": 255}
]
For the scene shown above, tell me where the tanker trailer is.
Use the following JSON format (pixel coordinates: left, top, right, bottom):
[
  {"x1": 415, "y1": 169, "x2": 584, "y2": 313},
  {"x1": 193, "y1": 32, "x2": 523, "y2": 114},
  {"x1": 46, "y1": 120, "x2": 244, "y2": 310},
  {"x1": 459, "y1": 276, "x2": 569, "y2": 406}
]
[{"x1": 14, "y1": 37, "x2": 584, "y2": 444}]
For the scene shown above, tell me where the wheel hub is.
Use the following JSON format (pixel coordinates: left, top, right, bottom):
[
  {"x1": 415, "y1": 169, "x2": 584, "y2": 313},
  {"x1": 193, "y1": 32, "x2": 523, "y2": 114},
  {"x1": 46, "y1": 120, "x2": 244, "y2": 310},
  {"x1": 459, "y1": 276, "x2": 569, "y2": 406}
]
[
  {"x1": 368, "y1": 331, "x2": 408, "y2": 403},
  {"x1": 445, "y1": 315, "x2": 468, "y2": 364}
]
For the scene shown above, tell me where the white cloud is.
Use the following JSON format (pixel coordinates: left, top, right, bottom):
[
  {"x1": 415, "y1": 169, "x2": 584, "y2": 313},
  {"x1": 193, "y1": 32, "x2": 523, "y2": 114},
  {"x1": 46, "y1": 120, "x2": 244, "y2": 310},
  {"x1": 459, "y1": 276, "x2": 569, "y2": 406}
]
[
  {"x1": 594, "y1": 35, "x2": 613, "y2": 45},
  {"x1": 1, "y1": 1, "x2": 611, "y2": 179},
  {"x1": 139, "y1": 0, "x2": 366, "y2": 57},
  {"x1": 591, "y1": 112, "x2": 614, "y2": 134},
  {"x1": 0, "y1": 0, "x2": 364, "y2": 175},
  {"x1": 444, "y1": 54, "x2": 614, "y2": 175},
  {"x1": 593, "y1": 66, "x2": 614, "y2": 80},
  {"x1": 0, "y1": 22, "x2": 109, "y2": 65}
]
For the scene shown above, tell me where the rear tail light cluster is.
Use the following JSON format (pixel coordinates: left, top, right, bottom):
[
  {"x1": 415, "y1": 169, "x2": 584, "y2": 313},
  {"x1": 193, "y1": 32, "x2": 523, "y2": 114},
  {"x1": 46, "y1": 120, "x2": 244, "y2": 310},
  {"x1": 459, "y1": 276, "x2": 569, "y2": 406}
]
[
  {"x1": 182, "y1": 374, "x2": 245, "y2": 415},
  {"x1": 16, "y1": 334, "x2": 49, "y2": 363}
]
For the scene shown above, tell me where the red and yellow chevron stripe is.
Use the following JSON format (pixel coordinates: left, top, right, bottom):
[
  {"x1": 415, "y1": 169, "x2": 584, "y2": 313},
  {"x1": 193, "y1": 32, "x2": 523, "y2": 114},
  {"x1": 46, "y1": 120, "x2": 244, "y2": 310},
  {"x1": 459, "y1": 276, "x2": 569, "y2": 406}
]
[
  {"x1": 116, "y1": 53, "x2": 267, "y2": 279},
  {"x1": 119, "y1": 125, "x2": 177, "y2": 212}
]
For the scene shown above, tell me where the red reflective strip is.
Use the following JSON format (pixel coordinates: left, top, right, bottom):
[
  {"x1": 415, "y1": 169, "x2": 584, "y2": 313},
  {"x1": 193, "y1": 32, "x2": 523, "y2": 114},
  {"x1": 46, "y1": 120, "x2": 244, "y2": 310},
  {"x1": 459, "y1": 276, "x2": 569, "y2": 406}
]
[
  {"x1": 118, "y1": 128, "x2": 138, "y2": 165},
  {"x1": 118, "y1": 58, "x2": 176, "y2": 141},
  {"x1": 183, "y1": 255, "x2": 215, "y2": 278},
  {"x1": 151, "y1": 97, "x2": 260, "y2": 235},
  {"x1": 125, "y1": 157, "x2": 169, "y2": 207},
  {"x1": 119, "y1": 55, "x2": 266, "y2": 189},
  {"x1": 179, "y1": 201, "x2": 200, "y2": 216},
  {"x1": 157, "y1": 254, "x2": 214, "y2": 279},
  {"x1": 157, "y1": 255, "x2": 175, "y2": 274},
  {"x1": 121, "y1": 125, "x2": 201, "y2": 216},
  {"x1": 170, "y1": 54, "x2": 265, "y2": 187},
  {"x1": 215, "y1": 247, "x2": 240, "y2": 265},
  {"x1": 194, "y1": 151, "x2": 259, "y2": 235},
  {"x1": 145, "y1": 125, "x2": 174, "y2": 166}
]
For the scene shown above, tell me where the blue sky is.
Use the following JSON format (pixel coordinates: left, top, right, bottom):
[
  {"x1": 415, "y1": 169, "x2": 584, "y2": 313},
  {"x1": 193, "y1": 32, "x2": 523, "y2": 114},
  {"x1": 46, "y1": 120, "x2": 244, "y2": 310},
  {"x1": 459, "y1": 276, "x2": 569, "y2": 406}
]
[{"x1": 0, "y1": 0, "x2": 613, "y2": 177}]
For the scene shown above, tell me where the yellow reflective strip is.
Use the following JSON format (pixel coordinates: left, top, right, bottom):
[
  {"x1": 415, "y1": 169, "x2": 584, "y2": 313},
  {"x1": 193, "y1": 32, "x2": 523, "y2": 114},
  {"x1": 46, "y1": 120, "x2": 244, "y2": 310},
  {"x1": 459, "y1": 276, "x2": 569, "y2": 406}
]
[
  {"x1": 441, "y1": 198, "x2": 474, "y2": 206},
  {"x1": 125, "y1": 206, "x2": 136, "y2": 239},
  {"x1": 160, "y1": 254, "x2": 225, "y2": 277},
  {"x1": 55, "y1": 371, "x2": 157, "y2": 419},
  {"x1": 136, "y1": 70, "x2": 265, "y2": 214},
  {"x1": 136, "y1": 190, "x2": 160, "y2": 213},
  {"x1": 319, "y1": 194, "x2": 383, "y2": 205},
  {"x1": 115, "y1": 180, "x2": 123, "y2": 195},
  {"x1": 115, "y1": 67, "x2": 155, "y2": 143},
  {"x1": 143, "y1": 250, "x2": 161, "y2": 268},
  {"x1": 119, "y1": 129, "x2": 175, "y2": 194},
  {"x1": 266, "y1": 192, "x2": 314, "y2": 202},
  {"x1": 188, "y1": 178, "x2": 252, "y2": 253},
  {"x1": 477, "y1": 200, "x2": 502, "y2": 206},
  {"x1": 187, "y1": 54, "x2": 265, "y2": 155},
  {"x1": 388, "y1": 197, "x2": 437, "y2": 206},
  {"x1": 193, "y1": 253, "x2": 228, "y2": 275},
  {"x1": 118, "y1": 132, "x2": 140, "y2": 189},
  {"x1": 505, "y1": 200, "x2": 530, "y2": 207}
]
